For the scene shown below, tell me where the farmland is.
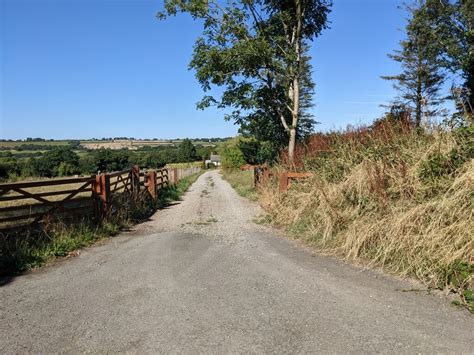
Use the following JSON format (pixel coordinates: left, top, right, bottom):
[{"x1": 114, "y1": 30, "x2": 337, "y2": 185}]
[
  {"x1": 0, "y1": 138, "x2": 228, "y2": 182},
  {"x1": 0, "y1": 138, "x2": 226, "y2": 150}
]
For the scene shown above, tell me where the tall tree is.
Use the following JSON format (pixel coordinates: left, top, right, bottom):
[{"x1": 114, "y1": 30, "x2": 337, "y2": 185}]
[
  {"x1": 424, "y1": 0, "x2": 474, "y2": 120},
  {"x1": 158, "y1": 0, "x2": 331, "y2": 162},
  {"x1": 383, "y1": 1, "x2": 446, "y2": 129},
  {"x1": 238, "y1": 46, "x2": 317, "y2": 159},
  {"x1": 178, "y1": 139, "x2": 197, "y2": 162}
]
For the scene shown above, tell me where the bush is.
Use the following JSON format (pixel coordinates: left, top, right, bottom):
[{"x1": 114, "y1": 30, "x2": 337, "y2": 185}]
[
  {"x1": 35, "y1": 147, "x2": 80, "y2": 177},
  {"x1": 220, "y1": 138, "x2": 246, "y2": 169}
]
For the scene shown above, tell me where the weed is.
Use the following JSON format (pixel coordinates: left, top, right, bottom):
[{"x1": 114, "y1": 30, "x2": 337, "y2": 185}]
[{"x1": 194, "y1": 217, "x2": 218, "y2": 226}]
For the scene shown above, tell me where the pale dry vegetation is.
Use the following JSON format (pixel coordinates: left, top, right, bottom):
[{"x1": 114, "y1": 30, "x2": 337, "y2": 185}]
[{"x1": 258, "y1": 123, "x2": 473, "y2": 310}]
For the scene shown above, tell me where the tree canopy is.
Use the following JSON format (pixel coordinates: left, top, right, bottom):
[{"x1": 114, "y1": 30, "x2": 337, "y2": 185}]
[
  {"x1": 159, "y1": 0, "x2": 332, "y2": 161},
  {"x1": 383, "y1": 1, "x2": 447, "y2": 128}
]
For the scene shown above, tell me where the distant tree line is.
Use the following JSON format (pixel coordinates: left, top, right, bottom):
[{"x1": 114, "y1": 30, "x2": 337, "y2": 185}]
[
  {"x1": 0, "y1": 139, "x2": 212, "y2": 180},
  {"x1": 0, "y1": 141, "x2": 83, "y2": 152}
]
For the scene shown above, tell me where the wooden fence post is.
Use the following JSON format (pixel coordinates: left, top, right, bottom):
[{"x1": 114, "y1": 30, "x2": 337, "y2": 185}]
[
  {"x1": 92, "y1": 173, "x2": 111, "y2": 218},
  {"x1": 164, "y1": 169, "x2": 169, "y2": 187},
  {"x1": 131, "y1": 165, "x2": 140, "y2": 195},
  {"x1": 146, "y1": 170, "x2": 157, "y2": 200},
  {"x1": 173, "y1": 168, "x2": 178, "y2": 185},
  {"x1": 91, "y1": 174, "x2": 99, "y2": 218},
  {"x1": 279, "y1": 172, "x2": 288, "y2": 192},
  {"x1": 263, "y1": 168, "x2": 270, "y2": 185}
]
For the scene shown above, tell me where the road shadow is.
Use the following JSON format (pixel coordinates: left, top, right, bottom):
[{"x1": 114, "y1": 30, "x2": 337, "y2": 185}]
[
  {"x1": 0, "y1": 273, "x2": 17, "y2": 287},
  {"x1": 159, "y1": 201, "x2": 181, "y2": 209}
]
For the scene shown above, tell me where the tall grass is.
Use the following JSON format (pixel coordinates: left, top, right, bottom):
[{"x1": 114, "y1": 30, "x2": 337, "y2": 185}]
[{"x1": 260, "y1": 123, "x2": 473, "y2": 311}]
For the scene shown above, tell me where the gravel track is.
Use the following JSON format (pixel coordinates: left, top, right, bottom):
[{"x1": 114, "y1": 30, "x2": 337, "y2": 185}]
[{"x1": 0, "y1": 170, "x2": 473, "y2": 353}]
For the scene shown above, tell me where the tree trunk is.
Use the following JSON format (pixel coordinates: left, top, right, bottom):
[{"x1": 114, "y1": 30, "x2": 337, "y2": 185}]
[
  {"x1": 415, "y1": 52, "x2": 423, "y2": 129},
  {"x1": 287, "y1": 0, "x2": 302, "y2": 163},
  {"x1": 466, "y1": 57, "x2": 474, "y2": 115},
  {"x1": 288, "y1": 127, "x2": 297, "y2": 162}
]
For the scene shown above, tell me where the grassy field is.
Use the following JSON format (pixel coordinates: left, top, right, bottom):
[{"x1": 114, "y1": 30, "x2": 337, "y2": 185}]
[
  {"x1": 166, "y1": 161, "x2": 203, "y2": 169},
  {"x1": 0, "y1": 141, "x2": 73, "y2": 148},
  {"x1": 0, "y1": 139, "x2": 224, "y2": 150}
]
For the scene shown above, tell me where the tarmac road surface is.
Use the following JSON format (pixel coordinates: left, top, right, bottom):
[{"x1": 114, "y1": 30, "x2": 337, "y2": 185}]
[{"x1": 1, "y1": 170, "x2": 473, "y2": 353}]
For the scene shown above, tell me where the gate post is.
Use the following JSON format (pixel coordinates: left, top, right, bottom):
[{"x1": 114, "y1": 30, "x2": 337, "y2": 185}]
[
  {"x1": 92, "y1": 173, "x2": 111, "y2": 218},
  {"x1": 164, "y1": 169, "x2": 170, "y2": 187},
  {"x1": 91, "y1": 174, "x2": 99, "y2": 219},
  {"x1": 131, "y1": 165, "x2": 140, "y2": 195},
  {"x1": 173, "y1": 168, "x2": 179, "y2": 185},
  {"x1": 146, "y1": 170, "x2": 157, "y2": 200},
  {"x1": 279, "y1": 172, "x2": 288, "y2": 192}
]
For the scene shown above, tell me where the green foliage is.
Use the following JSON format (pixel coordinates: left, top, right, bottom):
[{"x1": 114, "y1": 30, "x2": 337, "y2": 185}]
[
  {"x1": 0, "y1": 221, "x2": 122, "y2": 274},
  {"x1": 256, "y1": 141, "x2": 279, "y2": 164},
  {"x1": 195, "y1": 145, "x2": 212, "y2": 160},
  {"x1": 177, "y1": 138, "x2": 198, "y2": 163},
  {"x1": 238, "y1": 138, "x2": 261, "y2": 165},
  {"x1": 0, "y1": 157, "x2": 21, "y2": 180},
  {"x1": 158, "y1": 0, "x2": 331, "y2": 157},
  {"x1": 444, "y1": 261, "x2": 474, "y2": 312},
  {"x1": 220, "y1": 138, "x2": 246, "y2": 169},
  {"x1": 35, "y1": 147, "x2": 80, "y2": 177},
  {"x1": 91, "y1": 149, "x2": 130, "y2": 172},
  {"x1": 419, "y1": 152, "x2": 454, "y2": 181},
  {"x1": 0, "y1": 142, "x2": 209, "y2": 180},
  {"x1": 382, "y1": 1, "x2": 446, "y2": 128},
  {"x1": 423, "y1": 0, "x2": 474, "y2": 118}
]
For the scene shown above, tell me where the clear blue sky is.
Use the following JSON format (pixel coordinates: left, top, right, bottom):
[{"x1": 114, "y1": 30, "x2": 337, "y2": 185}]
[{"x1": 1, "y1": 0, "x2": 407, "y2": 140}]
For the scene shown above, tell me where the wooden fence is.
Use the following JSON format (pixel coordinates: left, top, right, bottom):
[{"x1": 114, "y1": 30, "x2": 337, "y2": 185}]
[
  {"x1": 168, "y1": 166, "x2": 201, "y2": 185},
  {"x1": 254, "y1": 166, "x2": 313, "y2": 192},
  {"x1": 0, "y1": 165, "x2": 200, "y2": 232}
]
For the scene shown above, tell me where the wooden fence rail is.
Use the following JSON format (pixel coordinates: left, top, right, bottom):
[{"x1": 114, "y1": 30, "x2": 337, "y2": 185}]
[
  {"x1": 254, "y1": 166, "x2": 313, "y2": 192},
  {"x1": 0, "y1": 165, "x2": 200, "y2": 232}
]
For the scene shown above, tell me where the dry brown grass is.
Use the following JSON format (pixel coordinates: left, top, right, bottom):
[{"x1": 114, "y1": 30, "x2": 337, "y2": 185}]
[{"x1": 259, "y1": 124, "x2": 473, "y2": 309}]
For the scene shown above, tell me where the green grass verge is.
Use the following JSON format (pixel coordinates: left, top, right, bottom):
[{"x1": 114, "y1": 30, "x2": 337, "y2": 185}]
[
  {"x1": 0, "y1": 171, "x2": 203, "y2": 276},
  {"x1": 165, "y1": 162, "x2": 203, "y2": 169},
  {"x1": 157, "y1": 172, "x2": 203, "y2": 207},
  {"x1": 0, "y1": 220, "x2": 127, "y2": 275},
  {"x1": 221, "y1": 169, "x2": 258, "y2": 201}
]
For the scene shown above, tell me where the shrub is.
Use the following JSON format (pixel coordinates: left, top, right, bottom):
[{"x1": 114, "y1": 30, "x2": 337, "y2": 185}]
[{"x1": 220, "y1": 138, "x2": 246, "y2": 169}]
